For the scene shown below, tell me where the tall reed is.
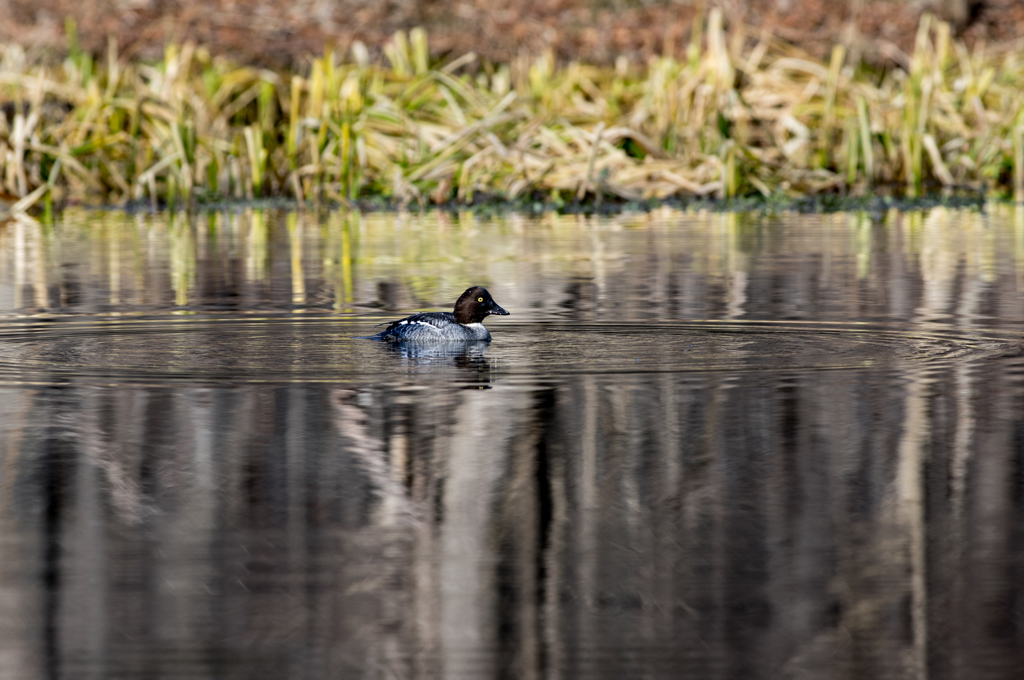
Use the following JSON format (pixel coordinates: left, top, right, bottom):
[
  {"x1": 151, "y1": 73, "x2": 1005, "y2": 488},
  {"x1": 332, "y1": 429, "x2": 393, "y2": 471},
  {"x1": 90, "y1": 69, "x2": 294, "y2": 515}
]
[{"x1": 1, "y1": 10, "x2": 1022, "y2": 211}]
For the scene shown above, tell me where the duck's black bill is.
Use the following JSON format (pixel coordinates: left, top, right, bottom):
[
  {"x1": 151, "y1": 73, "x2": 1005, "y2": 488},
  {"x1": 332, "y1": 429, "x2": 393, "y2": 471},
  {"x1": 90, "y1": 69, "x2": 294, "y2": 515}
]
[{"x1": 489, "y1": 302, "x2": 510, "y2": 316}]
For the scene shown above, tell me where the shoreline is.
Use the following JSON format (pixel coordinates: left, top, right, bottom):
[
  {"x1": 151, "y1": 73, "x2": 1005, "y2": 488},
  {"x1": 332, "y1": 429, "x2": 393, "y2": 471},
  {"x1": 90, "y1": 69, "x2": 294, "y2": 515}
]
[{"x1": 66, "y1": 191, "x2": 993, "y2": 220}]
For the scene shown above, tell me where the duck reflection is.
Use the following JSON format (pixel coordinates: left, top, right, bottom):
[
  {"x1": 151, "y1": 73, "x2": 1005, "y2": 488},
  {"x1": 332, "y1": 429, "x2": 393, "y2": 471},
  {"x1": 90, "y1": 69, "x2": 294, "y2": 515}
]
[{"x1": 379, "y1": 339, "x2": 496, "y2": 386}]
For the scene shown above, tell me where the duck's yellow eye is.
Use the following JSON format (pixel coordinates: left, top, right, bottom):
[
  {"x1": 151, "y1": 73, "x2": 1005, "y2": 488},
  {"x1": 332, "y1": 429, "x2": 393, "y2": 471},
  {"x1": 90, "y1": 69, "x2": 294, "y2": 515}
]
[{"x1": 477, "y1": 297, "x2": 484, "y2": 302}]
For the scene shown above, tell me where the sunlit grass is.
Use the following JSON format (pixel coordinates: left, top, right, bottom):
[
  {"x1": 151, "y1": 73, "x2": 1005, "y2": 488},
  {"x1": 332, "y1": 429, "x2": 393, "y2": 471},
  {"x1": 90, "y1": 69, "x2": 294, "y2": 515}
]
[{"x1": 1, "y1": 10, "x2": 1023, "y2": 212}]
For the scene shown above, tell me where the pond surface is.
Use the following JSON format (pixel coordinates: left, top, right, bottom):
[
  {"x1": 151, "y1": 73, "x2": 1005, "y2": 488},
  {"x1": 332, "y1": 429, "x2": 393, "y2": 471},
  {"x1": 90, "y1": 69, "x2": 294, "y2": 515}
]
[{"x1": 1, "y1": 206, "x2": 1024, "y2": 680}]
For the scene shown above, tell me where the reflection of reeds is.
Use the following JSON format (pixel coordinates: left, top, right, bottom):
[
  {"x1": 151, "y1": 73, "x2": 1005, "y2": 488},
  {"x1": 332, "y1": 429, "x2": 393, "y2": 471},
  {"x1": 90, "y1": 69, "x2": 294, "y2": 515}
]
[{"x1": 1, "y1": 11, "x2": 1022, "y2": 210}]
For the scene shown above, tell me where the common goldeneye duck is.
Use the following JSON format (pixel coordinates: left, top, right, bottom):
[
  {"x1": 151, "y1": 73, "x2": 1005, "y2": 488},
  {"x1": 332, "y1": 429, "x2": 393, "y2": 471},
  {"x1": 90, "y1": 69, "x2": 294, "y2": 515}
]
[{"x1": 368, "y1": 286, "x2": 510, "y2": 342}]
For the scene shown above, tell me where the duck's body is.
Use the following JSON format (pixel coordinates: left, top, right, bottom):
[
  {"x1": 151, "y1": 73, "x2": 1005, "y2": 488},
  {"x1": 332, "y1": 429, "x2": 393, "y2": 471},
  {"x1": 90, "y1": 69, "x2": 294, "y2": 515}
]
[{"x1": 369, "y1": 286, "x2": 509, "y2": 342}]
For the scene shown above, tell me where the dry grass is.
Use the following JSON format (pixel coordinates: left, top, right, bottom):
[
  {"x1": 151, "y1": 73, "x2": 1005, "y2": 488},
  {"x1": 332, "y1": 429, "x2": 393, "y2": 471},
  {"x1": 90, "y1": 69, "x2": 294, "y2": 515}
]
[{"x1": 1, "y1": 11, "x2": 1023, "y2": 212}]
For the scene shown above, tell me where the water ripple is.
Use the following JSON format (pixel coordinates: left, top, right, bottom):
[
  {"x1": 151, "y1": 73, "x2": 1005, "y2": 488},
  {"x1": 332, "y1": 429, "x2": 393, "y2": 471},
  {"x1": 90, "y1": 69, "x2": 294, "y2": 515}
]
[{"x1": 0, "y1": 314, "x2": 1017, "y2": 386}]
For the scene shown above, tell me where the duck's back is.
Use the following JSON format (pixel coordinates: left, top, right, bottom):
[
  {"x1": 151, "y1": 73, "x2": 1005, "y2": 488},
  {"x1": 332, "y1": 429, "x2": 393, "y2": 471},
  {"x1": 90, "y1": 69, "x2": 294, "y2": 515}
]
[{"x1": 377, "y1": 312, "x2": 491, "y2": 342}]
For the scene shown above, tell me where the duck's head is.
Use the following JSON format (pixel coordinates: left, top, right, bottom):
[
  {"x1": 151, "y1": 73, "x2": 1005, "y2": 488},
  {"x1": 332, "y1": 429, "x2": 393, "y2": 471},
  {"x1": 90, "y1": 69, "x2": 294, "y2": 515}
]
[{"x1": 453, "y1": 286, "x2": 510, "y2": 324}]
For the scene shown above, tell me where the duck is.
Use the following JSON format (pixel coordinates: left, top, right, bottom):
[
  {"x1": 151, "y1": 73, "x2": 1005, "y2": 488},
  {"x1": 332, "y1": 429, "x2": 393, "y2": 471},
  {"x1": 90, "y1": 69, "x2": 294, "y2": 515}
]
[{"x1": 367, "y1": 286, "x2": 509, "y2": 342}]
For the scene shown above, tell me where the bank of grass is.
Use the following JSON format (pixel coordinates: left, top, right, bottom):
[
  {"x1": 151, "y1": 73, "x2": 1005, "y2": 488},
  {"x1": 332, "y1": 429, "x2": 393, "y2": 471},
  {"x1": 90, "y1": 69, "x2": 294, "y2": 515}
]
[{"x1": 1, "y1": 10, "x2": 1023, "y2": 214}]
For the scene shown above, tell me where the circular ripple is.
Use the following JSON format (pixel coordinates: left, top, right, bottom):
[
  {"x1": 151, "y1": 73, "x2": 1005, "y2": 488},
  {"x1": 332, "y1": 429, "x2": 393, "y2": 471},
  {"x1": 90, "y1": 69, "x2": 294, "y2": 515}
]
[
  {"x1": 0, "y1": 315, "x2": 1018, "y2": 386},
  {"x1": 494, "y1": 320, "x2": 1021, "y2": 381}
]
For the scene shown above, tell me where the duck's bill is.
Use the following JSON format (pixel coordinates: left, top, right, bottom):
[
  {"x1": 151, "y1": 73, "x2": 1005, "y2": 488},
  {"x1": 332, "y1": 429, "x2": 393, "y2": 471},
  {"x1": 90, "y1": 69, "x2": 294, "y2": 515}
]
[{"x1": 489, "y1": 303, "x2": 510, "y2": 316}]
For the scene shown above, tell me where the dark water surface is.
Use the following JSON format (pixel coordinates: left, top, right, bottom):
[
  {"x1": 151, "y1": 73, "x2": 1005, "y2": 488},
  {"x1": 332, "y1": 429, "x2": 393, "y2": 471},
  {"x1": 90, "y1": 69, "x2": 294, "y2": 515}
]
[{"x1": 2, "y1": 207, "x2": 1024, "y2": 679}]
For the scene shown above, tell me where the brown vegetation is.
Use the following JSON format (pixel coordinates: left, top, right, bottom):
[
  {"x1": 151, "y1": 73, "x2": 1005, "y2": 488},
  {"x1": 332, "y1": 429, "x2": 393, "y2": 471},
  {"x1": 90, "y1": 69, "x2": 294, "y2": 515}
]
[{"x1": 3, "y1": 0, "x2": 1024, "y2": 68}]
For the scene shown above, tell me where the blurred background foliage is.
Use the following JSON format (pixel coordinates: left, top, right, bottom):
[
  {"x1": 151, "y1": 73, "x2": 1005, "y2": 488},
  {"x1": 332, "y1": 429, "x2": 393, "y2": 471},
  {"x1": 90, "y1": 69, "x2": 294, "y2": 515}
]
[
  {"x1": 1, "y1": 1, "x2": 1024, "y2": 209},
  {"x1": 1, "y1": 0, "x2": 1019, "y2": 69}
]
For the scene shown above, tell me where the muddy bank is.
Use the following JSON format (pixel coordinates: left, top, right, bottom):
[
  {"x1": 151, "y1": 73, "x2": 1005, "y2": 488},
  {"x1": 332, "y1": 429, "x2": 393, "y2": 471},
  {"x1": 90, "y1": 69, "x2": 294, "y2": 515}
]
[{"x1": 4, "y1": 0, "x2": 1023, "y2": 67}]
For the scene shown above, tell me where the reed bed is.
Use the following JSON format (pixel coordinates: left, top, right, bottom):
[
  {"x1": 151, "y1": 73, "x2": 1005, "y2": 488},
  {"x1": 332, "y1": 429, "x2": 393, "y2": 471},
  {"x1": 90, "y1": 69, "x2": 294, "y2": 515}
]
[{"x1": 1, "y1": 10, "x2": 1023, "y2": 212}]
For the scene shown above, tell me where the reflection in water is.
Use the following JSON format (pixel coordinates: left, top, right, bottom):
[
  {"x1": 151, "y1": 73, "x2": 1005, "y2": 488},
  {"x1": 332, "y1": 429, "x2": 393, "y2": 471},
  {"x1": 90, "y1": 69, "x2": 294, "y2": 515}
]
[
  {"x1": 373, "y1": 338, "x2": 497, "y2": 388},
  {"x1": 0, "y1": 207, "x2": 1024, "y2": 679}
]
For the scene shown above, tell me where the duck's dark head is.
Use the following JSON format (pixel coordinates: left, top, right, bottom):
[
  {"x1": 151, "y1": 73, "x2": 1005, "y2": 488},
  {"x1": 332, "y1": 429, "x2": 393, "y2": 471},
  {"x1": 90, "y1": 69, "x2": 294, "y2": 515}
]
[{"x1": 453, "y1": 286, "x2": 510, "y2": 325}]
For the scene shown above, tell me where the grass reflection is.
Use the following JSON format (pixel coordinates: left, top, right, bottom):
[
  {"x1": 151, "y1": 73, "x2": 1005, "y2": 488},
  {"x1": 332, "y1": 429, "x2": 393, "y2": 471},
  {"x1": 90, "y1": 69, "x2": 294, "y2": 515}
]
[{"x1": 0, "y1": 205, "x2": 1022, "y2": 326}]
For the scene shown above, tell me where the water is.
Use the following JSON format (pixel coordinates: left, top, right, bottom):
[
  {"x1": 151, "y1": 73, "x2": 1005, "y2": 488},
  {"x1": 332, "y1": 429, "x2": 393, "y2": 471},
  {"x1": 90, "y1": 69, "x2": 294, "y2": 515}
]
[{"x1": 1, "y1": 206, "x2": 1024, "y2": 679}]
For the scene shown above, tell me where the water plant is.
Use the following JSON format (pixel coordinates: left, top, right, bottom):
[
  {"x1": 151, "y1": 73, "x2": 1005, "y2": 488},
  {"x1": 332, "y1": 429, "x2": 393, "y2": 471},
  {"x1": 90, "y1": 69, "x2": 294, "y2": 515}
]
[{"x1": 1, "y1": 10, "x2": 1023, "y2": 211}]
